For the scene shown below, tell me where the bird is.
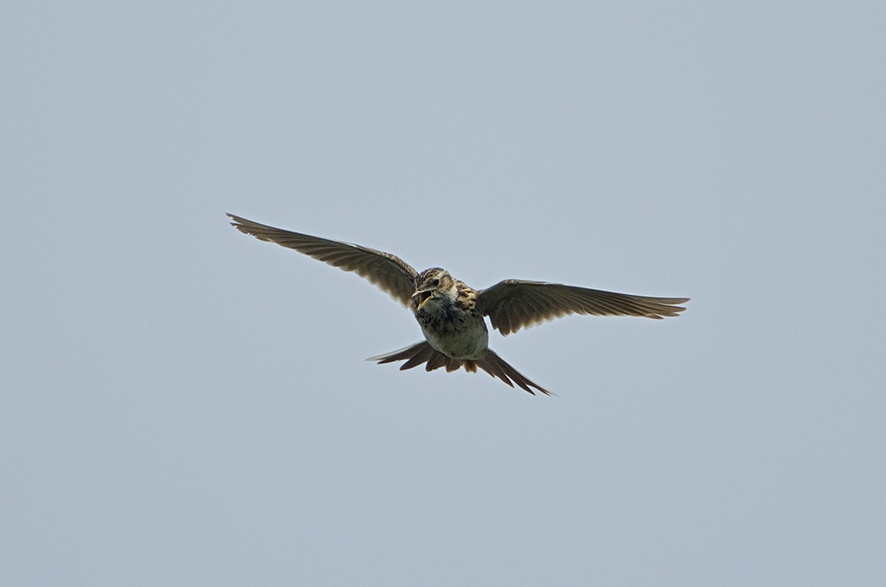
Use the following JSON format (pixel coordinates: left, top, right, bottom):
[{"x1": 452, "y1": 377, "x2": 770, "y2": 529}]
[{"x1": 227, "y1": 214, "x2": 689, "y2": 396}]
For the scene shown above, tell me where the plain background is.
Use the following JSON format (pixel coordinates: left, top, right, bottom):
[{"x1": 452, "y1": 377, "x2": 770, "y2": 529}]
[{"x1": 2, "y1": 2, "x2": 884, "y2": 585}]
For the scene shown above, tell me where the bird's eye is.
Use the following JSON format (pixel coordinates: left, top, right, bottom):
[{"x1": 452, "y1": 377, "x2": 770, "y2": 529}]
[{"x1": 430, "y1": 278, "x2": 439, "y2": 286}]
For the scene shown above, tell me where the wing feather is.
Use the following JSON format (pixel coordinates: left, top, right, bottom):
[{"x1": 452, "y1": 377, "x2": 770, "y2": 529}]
[
  {"x1": 228, "y1": 214, "x2": 418, "y2": 307},
  {"x1": 476, "y1": 279, "x2": 689, "y2": 335}
]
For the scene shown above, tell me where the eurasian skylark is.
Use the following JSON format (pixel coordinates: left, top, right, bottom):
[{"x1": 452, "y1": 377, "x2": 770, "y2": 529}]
[{"x1": 228, "y1": 214, "x2": 688, "y2": 395}]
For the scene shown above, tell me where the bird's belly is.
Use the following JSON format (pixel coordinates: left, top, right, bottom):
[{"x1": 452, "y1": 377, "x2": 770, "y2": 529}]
[{"x1": 420, "y1": 317, "x2": 489, "y2": 360}]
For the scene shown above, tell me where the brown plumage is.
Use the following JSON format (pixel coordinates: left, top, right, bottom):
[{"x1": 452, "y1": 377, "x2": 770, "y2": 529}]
[{"x1": 228, "y1": 214, "x2": 689, "y2": 396}]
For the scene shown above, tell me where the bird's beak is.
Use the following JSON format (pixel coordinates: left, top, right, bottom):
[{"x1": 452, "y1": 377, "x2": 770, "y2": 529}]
[{"x1": 413, "y1": 289, "x2": 432, "y2": 310}]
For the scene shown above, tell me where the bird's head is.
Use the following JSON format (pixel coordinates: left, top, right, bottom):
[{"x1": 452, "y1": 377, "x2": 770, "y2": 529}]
[{"x1": 413, "y1": 268, "x2": 456, "y2": 311}]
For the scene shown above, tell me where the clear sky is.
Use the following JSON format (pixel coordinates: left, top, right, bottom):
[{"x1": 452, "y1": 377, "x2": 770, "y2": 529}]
[{"x1": 2, "y1": 2, "x2": 884, "y2": 585}]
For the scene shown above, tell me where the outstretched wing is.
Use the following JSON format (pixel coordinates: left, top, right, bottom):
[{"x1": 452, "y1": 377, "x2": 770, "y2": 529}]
[
  {"x1": 476, "y1": 279, "x2": 689, "y2": 335},
  {"x1": 228, "y1": 214, "x2": 418, "y2": 307}
]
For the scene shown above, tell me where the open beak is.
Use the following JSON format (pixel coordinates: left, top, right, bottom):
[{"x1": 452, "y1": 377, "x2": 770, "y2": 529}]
[{"x1": 412, "y1": 289, "x2": 433, "y2": 310}]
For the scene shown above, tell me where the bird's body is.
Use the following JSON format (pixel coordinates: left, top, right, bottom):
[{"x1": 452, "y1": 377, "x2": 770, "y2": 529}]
[
  {"x1": 412, "y1": 269, "x2": 487, "y2": 360},
  {"x1": 228, "y1": 214, "x2": 689, "y2": 395}
]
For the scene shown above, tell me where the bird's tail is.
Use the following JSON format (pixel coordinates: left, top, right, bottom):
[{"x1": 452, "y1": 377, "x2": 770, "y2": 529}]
[
  {"x1": 476, "y1": 349, "x2": 553, "y2": 396},
  {"x1": 368, "y1": 342, "x2": 553, "y2": 396}
]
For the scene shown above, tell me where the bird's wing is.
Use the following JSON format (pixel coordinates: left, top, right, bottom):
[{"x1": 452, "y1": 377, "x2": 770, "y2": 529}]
[
  {"x1": 228, "y1": 214, "x2": 418, "y2": 307},
  {"x1": 476, "y1": 279, "x2": 689, "y2": 335}
]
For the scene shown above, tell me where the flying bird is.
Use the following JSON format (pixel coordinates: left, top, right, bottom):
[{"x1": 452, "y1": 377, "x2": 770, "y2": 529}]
[{"x1": 228, "y1": 214, "x2": 688, "y2": 395}]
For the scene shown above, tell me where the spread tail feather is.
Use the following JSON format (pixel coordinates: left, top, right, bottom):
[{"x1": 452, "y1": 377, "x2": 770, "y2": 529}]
[
  {"x1": 368, "y1": 342, "x2": 553, "y2": 396},
  {"x1": 476, "y1": 349, "x2": 553, "y2": 396}
]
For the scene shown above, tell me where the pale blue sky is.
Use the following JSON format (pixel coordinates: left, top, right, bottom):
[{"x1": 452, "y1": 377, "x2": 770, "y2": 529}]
[{"x1": 2, "y1": 2, "x2": 884, "y2": 585}]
